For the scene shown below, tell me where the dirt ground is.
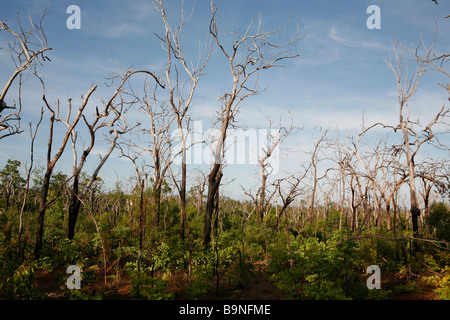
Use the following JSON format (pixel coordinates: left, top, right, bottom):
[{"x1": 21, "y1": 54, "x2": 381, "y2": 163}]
[{"x1": 33, "y1": 268, "x2": 439, "y2": 300}]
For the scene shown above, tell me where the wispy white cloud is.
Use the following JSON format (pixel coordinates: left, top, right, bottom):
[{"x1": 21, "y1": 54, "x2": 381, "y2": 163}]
[
  {"x1": 82, "y1": 0, "x2": 158, "y2": 39},
  {"x1": 86, "y1": 21, "x2": 147, "y2": 39},
  {"x1": 328, "y1": 27, "x2": 386, "y2": 50}
]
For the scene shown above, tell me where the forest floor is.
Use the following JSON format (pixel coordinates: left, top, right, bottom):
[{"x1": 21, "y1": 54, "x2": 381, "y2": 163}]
[
  {"x1": 34, "y1": 269, "x2": 286, "y2": 300},
  {"x1": 33, "y1": 268, "x2": 439, "y2": 300},
  {"x1": 381, "y1": 271, "x2": 439, "y2": 300}
]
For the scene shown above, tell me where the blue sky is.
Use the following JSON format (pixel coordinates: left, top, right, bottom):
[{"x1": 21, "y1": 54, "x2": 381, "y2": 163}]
[{"x1": 1, "y1": 0, "x2": 449, "y2": 200}]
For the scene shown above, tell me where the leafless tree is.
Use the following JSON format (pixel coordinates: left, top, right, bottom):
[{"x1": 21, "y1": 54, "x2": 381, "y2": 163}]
[
  {"x1": 203, "y1": 2, "x2": 301, "y2": 247},
  {"x1": 152, "y1": 0, "x2": 213, "y2": 240},
  {"x1": 34, "y1": 83, "x2": 95, "y2": 258},
  {"x1": 349, "y1": 137, "x2": 405, "y2": 234},
  {"x1": 345, "y1": 158, "x2": 368, "y2": 233},
  {"x1": 328, "y1": 128, "x2": 351, "y2": 230},
  {"x1": 243, "y1": 114, "x2": 300, "y2": 223},
  {"x1": 416, "y1": 158, "x2": 449, "y2": 235},
  {"x1": 362, "y1": 34, "x2": 449, "y2": 251},
  {"x1": 131, "y1": 78, "x2": 174, "y2": 231},
  {"x1": 118, "y1": 139, "x2": 149, "y2": 273},
  {"x1": 306, "y1": 128, "x2": 331, "y2": 230},
  {"x1": 0, "y1": 8, "x2": 51, "y2": 139},
  {"x1": 65, "y1": 69, "x2": 156, "y2": 240},
  {"x1": 189, "y1": 168, "x2": 208, "y2": 216},
  {"x1": 17, "y1": 108, "x2": 43, "y2": 257},
  {"x1": 274, "y1": 168, "x2": 309, "y2": 230},
  {"x1": 377, "y1": 155, "x2": 406, "y2": 233},
  {"x1": 34, "y1": 68, "x2": 161, "y2": 257}
]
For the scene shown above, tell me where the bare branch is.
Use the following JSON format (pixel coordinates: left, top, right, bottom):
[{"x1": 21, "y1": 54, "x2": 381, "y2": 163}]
[{"x1": 0, "y1": 7, "x2": 51, "y2": 139}]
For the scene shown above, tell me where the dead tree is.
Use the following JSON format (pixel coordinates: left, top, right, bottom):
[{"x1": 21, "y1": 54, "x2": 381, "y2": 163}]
[
  {"x1": 0, "y1": 8, "x2": 51, "y2": 139},
  {"x1": 350, "y1": 137, "x2": 404, "y2": 233},
  {"x1": 345, "y1": 160, "x2": 366, "y2": 234},
  {"x1": 152, "y1": 0, "x2": 213, "y2": 240},
  {"x1": 34, "y1": 84, "x2": 96, "y2": 258},
  {"x1": 65, "y1": 69, "x2": 156, "y2": 240},
  {"x1": 274, "y1": 168, "x2": 309, "y2": 230},
  {"x1": 203, "y1": 2, "x2": 301, "y2": 247},
  {"x1": 133, "y1": 78, "x2": 174, "y2": 231},
  {"x1": 306, "y1": 128, "x2": 330, "y2": 230},
  {"x1": 118, "y1": 140, "x2": 148, "y2": 273},
  {"x1": 362, "y1": 35, "x2": 449, "y2": 252},
  {"x1": 189, "y1": 169, "x2": 208, "y2": 217},
  {"x1": 328, "y1": 128, "x2": 352, "y2": 230},
  {"x1": 34, "y1": 68, "x2": 162, "y2": 257},
  {"x1": 378, "y1": 158, "x2": 407, "y2": 232},
  {"x1": 17, "y1": 108, "x2": 43, "y2": 257},
  {"x1": 243, "y1": 114, "x2": 299, "y2": 223},
  {"x1": 416, "y1": 159, "x2": 450, "y2": 236}
]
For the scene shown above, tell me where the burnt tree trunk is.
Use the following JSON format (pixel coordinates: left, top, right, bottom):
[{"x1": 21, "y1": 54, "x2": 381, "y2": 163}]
[
  {"x1": 67, "y1": 175, "x2": 81, "y2": 240},
  {"x1": 153, "y1": 183, "x2": 162, "y2": 230},
  {"x1": 203, "y1": 163, "x2": 222, "y2": 248},
  {"x1": 180, "y1": 160, "x2": 187, "y2": 240},
  {"x1": 137, "y1": 178, "x2": 147, "y2": 272},
  {"x1": 34, "y1": 168, "x2": 52, "y2": 259}
]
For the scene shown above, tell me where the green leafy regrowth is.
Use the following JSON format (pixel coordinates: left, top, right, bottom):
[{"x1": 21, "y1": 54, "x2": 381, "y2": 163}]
[
  {"x1": 130, "y1": 275, "x2": 175, "y2": 300},
  {"x1": 427, "y1": 203, "x2": 450, "y2": 243},
  {"x1": 268, "y1": 231, "x2": 369, "y2": 300}
]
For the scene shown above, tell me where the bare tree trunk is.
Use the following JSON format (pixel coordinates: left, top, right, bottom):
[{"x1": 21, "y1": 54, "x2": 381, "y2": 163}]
[
  {"x1": 67, "y1": 174, "x2": 81, "y2": 240},
  {"x1": 350, "y1": 176, "x2": 358, "y2": 233},
  {"x1": 35, "y1": 169, "x2": 52, "y2": 259},
  {"x1": 34, "y1": 85, "x2": 97, "y2": 258},
  {"x1": 204, "y1": 165, "x2": 222, "y2": 247},
  {"x1": 198, "y1": 186, "x2": 204, "y2": 216},
  {"x1": 18, "y1": 111, "x2": 43, "y2": 256},
  {"x1": 259, "y1": 172, "x2": 267, "y2": 223},
  {"x1": 423, "y1": 189, "x2": 431, "y2": 238},
  {"x1": 340, "y1": 175, "x2": 346, "y2": 230},
  {"x1": 203, "y1": 2, "x2": 301, "y2": 247},
  {"x1": 180, "y1": 161, "x2": 187, "y2": 240},
  {"x1": 404, "y1": 128, "x2": 421, "y2": 252},
  {"x1": 137, "y1": 178, "x2": 147, "y2": 272},
  {"x1": 66, "y1": 69, "x2": 156, "y2": 240},
  {"x1": 153, "y1": 183, "x2": 162, "y2": 230},
  {"x1": 275, "y1": 201, "x2": 291, "y2": 231},
  {"x1": 152, "y1": 0, "x2": 212, "y2": 241},
  {"x1": 375, "y1": 198, "x2": 382, "y2": 229}
]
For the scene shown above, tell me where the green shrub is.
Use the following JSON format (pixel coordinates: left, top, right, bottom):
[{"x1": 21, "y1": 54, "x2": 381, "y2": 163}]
[
  {"x1": 268, "y1": 232, "x2": 369, "y2": 300},
  {"x1": 68, "y1": 289, "x2": 103, "y2": 300},
  {"x1": 184, "y1": 280, "x2": 214, "y2": 299},
  {"x1": 394, "y1": 280, "x2": 418, "y2": 293},
  {"x1": 303, "y1": 278, "x2": 351, "y2": 300},
  {"x1": 0, "y1": 263, "x2": 39, "y2": 299},
  {"x1": 130, "y1": 275, "x2": 175, "y2": 300},
  {"x1": 367, "y1": 289, "x2": 392, "y2": 300},
  {"x1": 422, "y1": 266, "x2": 450, "y2": 300},
  {"x1": 268, "y1": 251, "x2": 306, "y2": 299},
  {"x1": 427, "y1": 203, "x2": 450, "y2": 242}
]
